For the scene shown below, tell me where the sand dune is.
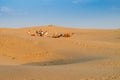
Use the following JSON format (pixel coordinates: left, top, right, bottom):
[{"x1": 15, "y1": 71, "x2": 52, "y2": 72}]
[{"x1": 0, "y1": 26, "x2": 120, "y2": 80}]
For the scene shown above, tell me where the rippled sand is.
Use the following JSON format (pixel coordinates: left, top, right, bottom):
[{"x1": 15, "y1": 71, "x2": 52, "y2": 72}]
[{"x1": 0, "y1": 26, "x2": 120, "y2": 80}]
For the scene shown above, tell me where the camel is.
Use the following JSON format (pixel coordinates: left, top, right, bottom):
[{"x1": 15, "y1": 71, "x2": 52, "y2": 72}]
[
  {"x1": 30, "y1": 34, "x2": 36, "y2": 36},
  {"x1": 63, "y1": 33, "x2": 74, "y2": 37},
  {"x1": 52, "y1": 32, "x2": 74, "y2": 38},
  {"x1": 52, "y1": 33, "x2": 63, "y2": 38},
  {"x1": 43, "y1": 31, "x2": 48, "y2": 37},
  {"x1": 27, "y1": 31, "x2": 36, "y2": 36}
]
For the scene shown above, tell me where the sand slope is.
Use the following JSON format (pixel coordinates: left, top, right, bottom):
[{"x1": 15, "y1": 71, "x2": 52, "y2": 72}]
[{"x1": 0, "y1": 26, "x2": 120, "y2": 80}]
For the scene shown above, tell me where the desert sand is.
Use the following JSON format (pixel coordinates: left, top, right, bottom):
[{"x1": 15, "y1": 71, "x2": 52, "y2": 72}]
[{"x1": 0, "y1": 26, "x2": 120, "y2": 80}]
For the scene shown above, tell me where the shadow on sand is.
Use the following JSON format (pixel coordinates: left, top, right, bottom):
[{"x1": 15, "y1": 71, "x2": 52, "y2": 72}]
[{"x1": 22, "y1": 57, "x2": 106, "y2": 66}]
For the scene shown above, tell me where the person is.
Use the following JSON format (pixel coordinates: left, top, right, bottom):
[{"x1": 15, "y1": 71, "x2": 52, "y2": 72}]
[
  {"x1": 40, "y1": 30, "x2": 44, "y2": 36},
  {"x1": 37, "y1": 29, "x2": 43, "y2": 36}
]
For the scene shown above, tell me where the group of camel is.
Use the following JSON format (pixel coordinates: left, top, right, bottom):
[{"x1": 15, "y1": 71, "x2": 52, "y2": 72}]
[
  {"x1": 52, "y1": 33, "x2": 74, "y2": 38},
  {"x1": 27, "y1": 30, "x2": 74, "y2": 38}
]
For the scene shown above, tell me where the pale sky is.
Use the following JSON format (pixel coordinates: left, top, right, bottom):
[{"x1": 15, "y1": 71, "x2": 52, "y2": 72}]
[{"x1": 0, "y1": 0, "x2": 120, "y2": 29}]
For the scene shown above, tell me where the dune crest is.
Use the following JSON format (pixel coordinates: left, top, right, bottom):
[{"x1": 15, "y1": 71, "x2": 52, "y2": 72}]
[{"x1": 0, "y1": 26, "x2": 120, "y2": 80}]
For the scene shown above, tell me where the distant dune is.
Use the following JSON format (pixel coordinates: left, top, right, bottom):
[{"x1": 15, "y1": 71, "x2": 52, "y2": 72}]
[{"x1": 0, "y1": 26, "x2": 120, "y2": 80}]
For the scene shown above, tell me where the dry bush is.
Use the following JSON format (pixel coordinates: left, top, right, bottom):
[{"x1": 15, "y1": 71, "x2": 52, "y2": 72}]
[{"x1": 12, "y1": 57, "x2": 16, "y2": 60}]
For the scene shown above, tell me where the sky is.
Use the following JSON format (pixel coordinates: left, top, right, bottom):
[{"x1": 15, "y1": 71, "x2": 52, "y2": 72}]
[{"x1": 0, "y1": 0, "x2": 120, "y2": 29}]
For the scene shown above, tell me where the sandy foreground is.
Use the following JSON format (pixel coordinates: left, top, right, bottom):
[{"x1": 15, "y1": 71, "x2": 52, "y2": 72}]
[{"x1": 0, "y1": 26, "x2": 120, "y2": 80}]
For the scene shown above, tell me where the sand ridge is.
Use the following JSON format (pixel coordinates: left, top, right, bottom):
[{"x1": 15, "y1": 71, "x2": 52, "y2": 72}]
[{"x1": 0, "y1": 26, "x2": 120, "y2": 80}]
